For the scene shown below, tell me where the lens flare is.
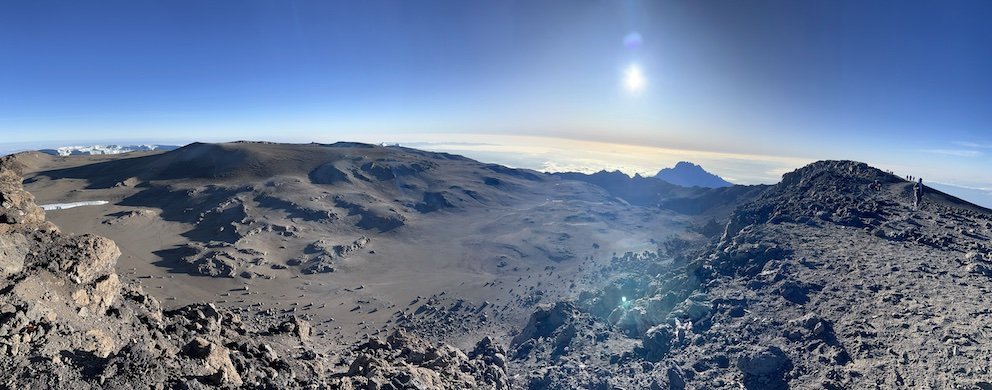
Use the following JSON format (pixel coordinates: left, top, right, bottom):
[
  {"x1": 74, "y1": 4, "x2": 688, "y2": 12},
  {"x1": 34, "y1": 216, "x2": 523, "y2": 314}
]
[
  {"x1": 624, "y1": 64, "x2": 645, "y2": 93},
  {"x1": 623, "y1": 32, "x2": 643, "y2": 49}
]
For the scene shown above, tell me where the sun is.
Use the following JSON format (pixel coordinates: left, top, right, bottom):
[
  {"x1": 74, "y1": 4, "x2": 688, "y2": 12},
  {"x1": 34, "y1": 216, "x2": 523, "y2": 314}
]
[{"x1": 624, "y1": 63, "x2": 645, "y2": 93}]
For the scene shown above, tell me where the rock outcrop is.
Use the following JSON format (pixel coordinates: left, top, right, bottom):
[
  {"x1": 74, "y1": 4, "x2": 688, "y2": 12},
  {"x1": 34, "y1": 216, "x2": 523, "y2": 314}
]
[
  {"x1": 0, "y1": 164, "x2": 327, "y2": 387},
  {"x1": 720, "y1": 160, "x2": 909, "y2": 242},
  {"x1": 331, "y1": 330, "x2": 509, "y2": 389}
]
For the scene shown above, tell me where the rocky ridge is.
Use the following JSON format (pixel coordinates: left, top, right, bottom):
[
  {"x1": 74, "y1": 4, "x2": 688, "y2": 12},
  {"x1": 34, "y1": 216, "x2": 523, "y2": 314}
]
[{"x1": 509, "y1": 160, "x2": 992, "y2": 389}]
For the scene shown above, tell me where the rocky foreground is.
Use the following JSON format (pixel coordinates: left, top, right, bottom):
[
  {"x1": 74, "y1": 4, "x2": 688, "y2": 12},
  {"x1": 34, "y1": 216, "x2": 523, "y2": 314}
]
[
  {"x1": 0, "y1": 158, "x2": 509, "y2": 389},
  {"x1": 506, "y1": 161, "x2": 992, "y2": 389}
]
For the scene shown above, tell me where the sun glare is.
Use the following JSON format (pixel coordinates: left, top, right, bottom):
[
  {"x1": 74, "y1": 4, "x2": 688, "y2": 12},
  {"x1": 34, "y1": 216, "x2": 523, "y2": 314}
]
[{"x1": 624, "y1": 63, "x2": 645, "y2": 94}]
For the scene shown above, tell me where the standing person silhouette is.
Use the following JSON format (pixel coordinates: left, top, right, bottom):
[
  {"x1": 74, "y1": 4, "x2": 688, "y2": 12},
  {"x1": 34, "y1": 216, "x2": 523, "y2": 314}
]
[{"x1": 913, "y1": 178, "x2": 924, "y2": 209}]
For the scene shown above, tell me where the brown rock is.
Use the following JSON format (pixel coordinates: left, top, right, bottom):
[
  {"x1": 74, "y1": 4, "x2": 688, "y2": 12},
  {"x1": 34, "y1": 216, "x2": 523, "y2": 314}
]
[
  {"x1": 84, "y1": 329, "x2": 116, "y2": 358},
  {"x1": 71, "y1": 288, "x2": 90, "y2": 306},
  {"x1": 47, "y1": 234, "x2": 121, "y2": 284},
  {"x1": 277, "y1": 316, "x2": 312, "y2": 343},
  {"x1": 0, "y1": 169, "x2": 45, "y2": 227},
  {"x1": 184, "y1": 336, "x2": 243, "y2": 386},
  {"x1": 90, "y1": 273, "x2": 122, "y2": 309},
  {"x1": 0, "y1": 233, "x2": 28, "y2": 277}
]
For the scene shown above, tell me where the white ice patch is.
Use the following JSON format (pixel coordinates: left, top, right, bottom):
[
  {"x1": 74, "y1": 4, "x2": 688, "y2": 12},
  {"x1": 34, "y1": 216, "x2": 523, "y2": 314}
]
[
  {"x1": 40, "y1": 201, "x2": 110, "y2": 211},
  {"x1": 40, "y1": 144, "x2": 179, "y2": 156}
]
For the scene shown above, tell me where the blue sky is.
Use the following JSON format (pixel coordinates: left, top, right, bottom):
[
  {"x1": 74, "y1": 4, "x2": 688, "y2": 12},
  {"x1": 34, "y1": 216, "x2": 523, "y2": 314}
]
[{"x1": 1, "y1": 1, "x2": 990, "y2": 203}]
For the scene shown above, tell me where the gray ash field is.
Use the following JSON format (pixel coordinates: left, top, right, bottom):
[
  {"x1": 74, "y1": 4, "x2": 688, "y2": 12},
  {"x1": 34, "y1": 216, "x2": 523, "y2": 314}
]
[{"x1": 2, "y1": 143, "x2": 991, "y2": 389}]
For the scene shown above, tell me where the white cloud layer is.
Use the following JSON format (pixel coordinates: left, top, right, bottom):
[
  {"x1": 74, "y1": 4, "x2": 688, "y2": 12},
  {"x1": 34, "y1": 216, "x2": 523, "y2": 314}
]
[{"x1": 393, "y1": 134, "x2": 813, "y2": 185}]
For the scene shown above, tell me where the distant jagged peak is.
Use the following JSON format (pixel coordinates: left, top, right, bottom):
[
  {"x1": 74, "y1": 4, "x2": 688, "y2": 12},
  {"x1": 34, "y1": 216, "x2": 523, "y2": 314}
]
[
  {"x1": 595, "y1": 169, "x2": 629, "y2": 176},
  {"x1": 655, "y1": 161, "x2": 732, "y2": 188},
  {"x1": 674, "y1": 161, "x2": 701, "y2": 169}
]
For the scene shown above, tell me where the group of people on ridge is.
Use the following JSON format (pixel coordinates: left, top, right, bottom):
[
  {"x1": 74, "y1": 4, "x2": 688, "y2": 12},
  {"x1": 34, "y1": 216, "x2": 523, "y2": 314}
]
[{"x1": 877, "y1": 175, "x2": 924, "y2": 209}]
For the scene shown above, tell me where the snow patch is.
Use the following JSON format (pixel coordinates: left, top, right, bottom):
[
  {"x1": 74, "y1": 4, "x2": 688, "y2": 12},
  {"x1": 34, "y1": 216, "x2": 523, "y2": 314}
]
[
  {"x1": 40, "y1": 145, "x2": 179, "y2": 156},
  {"x1": 40, "y1": 201, "x2": 110, "y2": 211}
]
